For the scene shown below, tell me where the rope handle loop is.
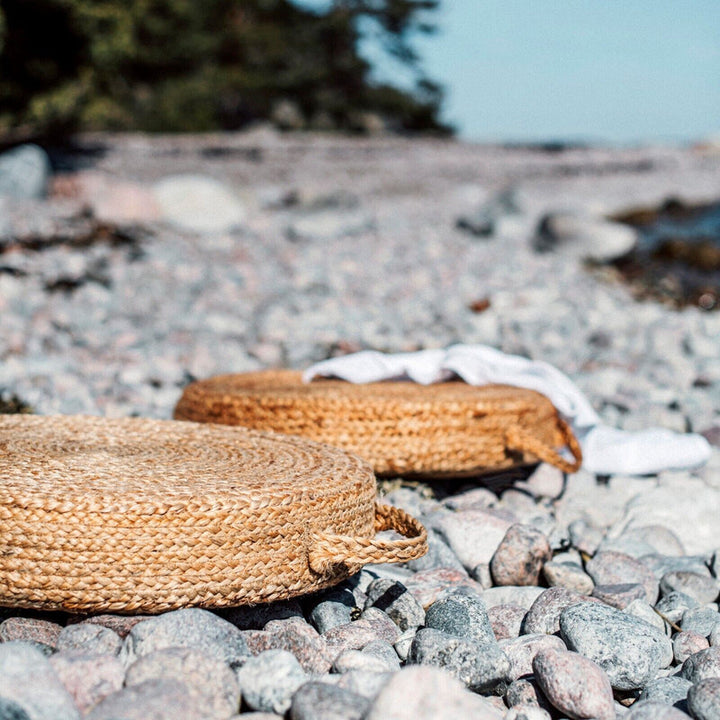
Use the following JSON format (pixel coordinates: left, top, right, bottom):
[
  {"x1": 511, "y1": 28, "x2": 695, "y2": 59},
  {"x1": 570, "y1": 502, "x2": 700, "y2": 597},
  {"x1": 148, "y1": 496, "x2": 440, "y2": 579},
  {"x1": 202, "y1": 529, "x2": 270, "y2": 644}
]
[
  {"x1": 309, "y1": 503, "x2": 428, "y2": 575},
  {"x1": 505, "y1": 416, "x2": 582, "y2": 474}
]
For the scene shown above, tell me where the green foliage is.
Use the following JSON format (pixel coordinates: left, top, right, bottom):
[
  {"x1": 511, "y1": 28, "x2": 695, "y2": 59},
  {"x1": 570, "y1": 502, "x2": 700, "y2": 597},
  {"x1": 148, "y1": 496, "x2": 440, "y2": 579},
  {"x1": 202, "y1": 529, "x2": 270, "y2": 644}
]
[{"x1": 0, "y1": 0, "x2": 450, "y2": 137}]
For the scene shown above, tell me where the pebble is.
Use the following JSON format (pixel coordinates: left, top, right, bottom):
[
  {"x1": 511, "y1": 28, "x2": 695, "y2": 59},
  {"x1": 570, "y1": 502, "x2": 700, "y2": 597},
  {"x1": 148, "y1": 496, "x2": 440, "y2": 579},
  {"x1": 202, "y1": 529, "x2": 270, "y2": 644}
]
[
  {"x1": 120, "y1": 608, "x2": 250, "y2": 668},
  {"x1": 542, "y1": 560, "x2": 595, "y2": 594},
  {"x1": 405, "y1": 530, "x2": 466, "y2": 574},
  {"x1": 660, "y1": 571, "x2": 720, "y2": 604},
  {"x1": 125, "y1": 647, "x2": 240, "y2": 718},
  {"x1": 423, "y1": 592, "x2": 496, "y2": 645},
  {"x1": 673, "y1": 630, "x2": 710, "y2": 664},
  {"x1": 586, "y1": 551, "x2": 659, "y2": 604},
  {"x1": 504, "y1": 678, "x2": 551, "y2": 711},
  {"x1": 56, "y1": 623, "x2": 122, "y2": 656},
  {"x1": 624, "y1": 599, "x2": 668, "y2": 634},
  {"x1": 591, "y1": 583, "x2": 647, "y2": 609},
  {"x1": 0, "y1": 144, "x2": 50, "y2": 199},
  {"x1": 687, "y1": 677, "x2": 720, "y2": 720},
  {"x1": 498, "y1": 634, "x2": 566, "y2": 680},
  {"x1": 436, "y1": 510, "x2": 513, "y2": 571},
  {"x1": 533, "y1": 212, "x2": 637, "y2": 262},
  {"x1": 504, "y1": 707, "x2": 551, "y2": 720},
  {"x1": 85, "y1": 679, "x2": 207, "y2": 720},
  {"x1": 0, "y1": 642, "x2": 80, "y2": 720},
  {"x1": 334, "y1": 670, "x2": 393, "y2": 700},
  {"x1": 560, "y1": 601, "x2": 673, "y2": 690},
  {"x1": 152, "y1": 174, "x2": 245, "y2": 233},
  {"x1": 680, "y1": 607, "x2": 720, "y2": 637},
  {"x1": 364, "y1": 579, "x2": 425, "y2": 631},
  {"x1": 490, "y1": 524, "x2": 552, "y2": 586},
  {"x1": 488, "y1": 604, "x2": 526, "y2": 640},
  {"x1": 309, "y1": 596, "x2": 355, "y2": 634},
  {"x1": 623, "y1": 701, "x2": 692, "y2": 719},
  {"x1": 364, "y1": 666, "x2": 505, "y2": 720},
  {"x1": 0, "y1": 617, "x2": 62, "y2": 648},
  {"x1": 481, "y1": 586, "x2": 545, "y2": 611},
  {"x1": 323, "y1": 608, "x2": 399, "y2": 656},
  {"x1": 532, "y1": 647, "x2": 615, "y2": 720},
  {"x1": 400, "y1": 568, "x2": 483, "y2": 608},
  {"x1": 408, "y1": 628, "x2": 511, "y2": 694},
  {"x1": 289, "y1": 681, "x2": 369, "y2": 720},
  {"x1": 680, "y1": 646, "x2": 720, "y2": 683},
  {"x1": 641, "y1": 554, "x2": 712, "y2": 581},
  {"x1": 332, "y1": 641, "x2": 400, "y2": 674},
  {"x1": 50, "y1": 654, "x2": 125, "y2": 715},
  {"x1": 70, "y1": 614, "x2": 150, "y2": 638},
  {"x1": 655, "y1": 592, "x2": 700, "y2": 625},
  {"x1": 235, "y1": 650, "x2": 306, "y2": 714},
  {"x1": 243, "y1": 617, "x2": 332, "y2": 674},
  {"x1": 286, "y1": 209, "x2": 374, "y2": 241},
  {"x1": 638, "y1": 675, "x2": 692, "y2": 709},
  {"x1": 522, "y1": 586, "x2": 591, "y2": 635}
]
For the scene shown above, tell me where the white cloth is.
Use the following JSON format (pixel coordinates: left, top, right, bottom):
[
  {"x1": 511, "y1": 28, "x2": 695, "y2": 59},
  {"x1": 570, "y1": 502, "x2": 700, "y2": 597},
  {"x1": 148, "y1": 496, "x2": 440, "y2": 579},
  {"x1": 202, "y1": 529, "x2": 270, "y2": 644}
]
[{"x1": 303, "y1": 344, "x2": 712, "y2": 476}]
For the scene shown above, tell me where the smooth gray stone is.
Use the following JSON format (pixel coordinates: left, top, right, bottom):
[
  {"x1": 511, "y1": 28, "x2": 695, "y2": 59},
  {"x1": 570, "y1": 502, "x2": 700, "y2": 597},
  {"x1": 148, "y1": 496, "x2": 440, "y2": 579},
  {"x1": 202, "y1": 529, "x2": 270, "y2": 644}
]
[
  {"x1": 406, "y1": 530, "x2": 466, "y2": 573},
  {"x1": 641, "y1": 554, "x2": 711, "y2": 580},
  {"x1": 623, "y1": 700, "x2": 691, "y2": 719},
  {"x1": 289, "y1": 681, "x2": 369, "y2": 720},
  {"x1": 125, "y1": 647, "x2": 240, "y2": 718},
  {"x1": 680, "y1": 646, "x2": 720, "y2": 683},
  {"x1": 655, "y1": 592, "x2": 700, "y2": 624},
  {"x1": 408, "y1": 627, "x2": 511, "y2": 694},
  {"x1": 334, "y1": 670, "x2": 393, "y2": 700},
  {"x1": 121, "y1": 608, "x2": 250, "y2": 668},
  {"x1": 680, "y1": 607, "x2": 720, "y2": 637},
  {"x1": 85, "y1": 679, "x2": 207, "y2": 720},
  {"x1": 0, "y1": 642, "x2": 80, "y2": 720},
  {"x1": 235, "y1": 650, "x2": 306, "y2": 715},
  {"x1": 424, "y1": 592, "x2": 495, "y2": 645},
  {"x1": 0, "y1": 144, "x2": 50, "y2": 199},
  {"x1": 559, "y1": 602, "x2": 673, "y2": 690},
  {"x1": 310, "y1": 594, "x2": 356, "y2": 634},
  {"x1": 364, "y1": 579, "x2": 425, "y2": 631},
  {"x1": 56, "y1": 623, "x2": 122, "y2": 656},
  {"x1": 638, "y1": 675, "x2": 691, "y2": 710},
  {"x1": 687, "y1": 677, "x2": 720, "y2": 720},
  {"x1": 660, "y1": 571, "x2": 720, "y2": 604}
]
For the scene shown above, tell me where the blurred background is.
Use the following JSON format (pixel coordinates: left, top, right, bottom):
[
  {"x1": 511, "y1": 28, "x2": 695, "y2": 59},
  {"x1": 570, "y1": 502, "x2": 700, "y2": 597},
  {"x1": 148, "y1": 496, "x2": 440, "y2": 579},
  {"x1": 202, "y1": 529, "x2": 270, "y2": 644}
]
[{"x1": 1, "y1": 0, "x2": 719, "y2": 146}]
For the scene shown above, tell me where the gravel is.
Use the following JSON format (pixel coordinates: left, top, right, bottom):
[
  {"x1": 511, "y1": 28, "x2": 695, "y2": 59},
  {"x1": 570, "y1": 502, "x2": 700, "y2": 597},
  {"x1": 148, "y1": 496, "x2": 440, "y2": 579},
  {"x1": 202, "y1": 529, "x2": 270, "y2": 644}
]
[{"x1": 1, "y1": 132, "x2": 719, "y2": 718}]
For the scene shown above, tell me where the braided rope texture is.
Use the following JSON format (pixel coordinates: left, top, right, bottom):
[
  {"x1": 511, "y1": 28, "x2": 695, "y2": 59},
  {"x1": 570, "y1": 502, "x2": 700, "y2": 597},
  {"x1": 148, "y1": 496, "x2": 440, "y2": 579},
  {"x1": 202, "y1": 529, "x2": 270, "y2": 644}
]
[
  {"x1": 0, "y1": 415, "x2": 426, "y2": 613},
  {"x1": 174, "y1": 370, "x2": 582, "y2": 477}
]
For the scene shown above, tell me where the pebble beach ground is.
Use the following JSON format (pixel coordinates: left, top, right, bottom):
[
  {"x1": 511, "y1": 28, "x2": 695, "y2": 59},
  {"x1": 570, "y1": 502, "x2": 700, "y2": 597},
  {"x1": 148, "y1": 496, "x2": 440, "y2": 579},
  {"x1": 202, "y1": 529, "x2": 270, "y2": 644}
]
[{"x1": 1, "y1": 129, "x2": 720, "y2": 719}]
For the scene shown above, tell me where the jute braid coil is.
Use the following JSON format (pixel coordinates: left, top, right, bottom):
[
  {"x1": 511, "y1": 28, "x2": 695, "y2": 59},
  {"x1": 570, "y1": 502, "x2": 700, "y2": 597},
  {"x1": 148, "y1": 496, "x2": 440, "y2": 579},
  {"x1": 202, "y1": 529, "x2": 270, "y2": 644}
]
[
  {"x1": 0, "y1": 415, "x2": 427, "y2": 613},
  {"x1": 174, "y1": 370, "x2": 583, "y2": 477}
]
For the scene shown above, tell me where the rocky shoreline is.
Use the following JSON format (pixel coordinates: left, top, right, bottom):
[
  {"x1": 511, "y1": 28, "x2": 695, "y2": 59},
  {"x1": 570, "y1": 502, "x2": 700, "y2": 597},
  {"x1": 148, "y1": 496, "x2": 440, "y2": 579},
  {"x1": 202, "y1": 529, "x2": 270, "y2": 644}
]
[{"x1": 1, "y1": 130, "x2": 720, "y2": 719}]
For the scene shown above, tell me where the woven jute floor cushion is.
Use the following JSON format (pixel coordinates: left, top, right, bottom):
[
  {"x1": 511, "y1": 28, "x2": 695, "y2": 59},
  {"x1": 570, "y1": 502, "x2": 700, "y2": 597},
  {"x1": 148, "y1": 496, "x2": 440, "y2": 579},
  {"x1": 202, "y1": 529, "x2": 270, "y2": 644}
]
[
  {"x1": 173, "y1": 370, "x2": 583, "y2": 477},
  {"x1": 0, "y1": 414, "x2": 427, "y2": 613}
]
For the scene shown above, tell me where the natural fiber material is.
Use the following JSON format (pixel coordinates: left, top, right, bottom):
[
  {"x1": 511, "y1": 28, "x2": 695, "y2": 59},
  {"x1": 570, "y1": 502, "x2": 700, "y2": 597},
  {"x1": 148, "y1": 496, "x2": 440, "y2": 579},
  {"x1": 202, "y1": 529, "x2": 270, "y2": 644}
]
[
  {"x1": 0, "y1": 415, "x2": 427, "y2": 613},
  {"x1": 174, "y1": 370, "x2": 583, "y2": 477}
]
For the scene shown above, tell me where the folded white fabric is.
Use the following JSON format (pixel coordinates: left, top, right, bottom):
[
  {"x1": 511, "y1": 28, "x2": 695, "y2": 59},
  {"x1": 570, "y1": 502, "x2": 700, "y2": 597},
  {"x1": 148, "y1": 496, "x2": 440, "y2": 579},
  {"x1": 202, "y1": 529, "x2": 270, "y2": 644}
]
[{"x1": 303, "y1": 344, "x2": 712, "y2": 476}]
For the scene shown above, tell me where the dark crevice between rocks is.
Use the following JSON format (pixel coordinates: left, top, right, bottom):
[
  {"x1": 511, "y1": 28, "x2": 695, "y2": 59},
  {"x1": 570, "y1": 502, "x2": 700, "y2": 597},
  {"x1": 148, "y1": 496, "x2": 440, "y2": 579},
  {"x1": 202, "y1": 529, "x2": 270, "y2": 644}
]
[{"x1": 604, "y1": 197, "x2": 720, "y2": 311}]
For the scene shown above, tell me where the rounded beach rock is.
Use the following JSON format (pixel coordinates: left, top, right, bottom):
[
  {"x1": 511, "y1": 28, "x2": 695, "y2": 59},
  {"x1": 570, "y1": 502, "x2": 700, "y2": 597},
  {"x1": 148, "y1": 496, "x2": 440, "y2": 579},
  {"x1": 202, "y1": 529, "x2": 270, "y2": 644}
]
[
  {"x1": 559, "y1": 601, "x2": 673, "y2": 690},
  {"x1": 490, "y1": 524, "x2": 552, "y2": 586},
  {"x1": 687, "y1": 677, "x2": 720, "y2": 720},
  {"x1": 532, "y1": 648, "x2": 614, "y2": 720},
  {"x1": 364, "y1": 665, "x2": 504, "y2": 720}
]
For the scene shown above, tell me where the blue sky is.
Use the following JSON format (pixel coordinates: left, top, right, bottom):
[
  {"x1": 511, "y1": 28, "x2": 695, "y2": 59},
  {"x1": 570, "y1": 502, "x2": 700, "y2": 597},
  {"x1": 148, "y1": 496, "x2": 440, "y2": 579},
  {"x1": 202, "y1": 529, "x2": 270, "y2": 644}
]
[{"x1": 299, "y1": 1, "x2": 720, "y2": 145}]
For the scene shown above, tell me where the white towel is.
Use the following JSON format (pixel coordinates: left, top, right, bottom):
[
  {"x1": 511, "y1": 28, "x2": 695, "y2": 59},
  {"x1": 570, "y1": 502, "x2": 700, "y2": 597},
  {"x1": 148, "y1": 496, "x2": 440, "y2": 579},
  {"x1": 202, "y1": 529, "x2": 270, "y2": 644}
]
[{"x1": 303, "y1": 344, "x2": 712, "y2": 476}]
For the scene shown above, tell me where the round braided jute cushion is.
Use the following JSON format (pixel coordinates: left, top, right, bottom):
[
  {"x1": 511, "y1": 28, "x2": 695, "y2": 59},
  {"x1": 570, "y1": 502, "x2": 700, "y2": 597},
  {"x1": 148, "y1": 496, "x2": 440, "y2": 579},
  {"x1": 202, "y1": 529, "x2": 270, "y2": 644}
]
[
  {"x1": 0, "y1": 414, "x2": 427, "y2": 614},
  {"x1": 173, "y1": 370, "x2": 583, "y2": 477}
]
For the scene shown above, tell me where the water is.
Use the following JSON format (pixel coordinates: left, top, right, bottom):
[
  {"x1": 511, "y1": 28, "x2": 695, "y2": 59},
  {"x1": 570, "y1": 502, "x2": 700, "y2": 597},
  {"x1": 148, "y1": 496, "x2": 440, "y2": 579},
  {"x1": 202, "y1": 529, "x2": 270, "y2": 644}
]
[{"x1": 610, "y1": 200, "x2": 720, "y2": 310}]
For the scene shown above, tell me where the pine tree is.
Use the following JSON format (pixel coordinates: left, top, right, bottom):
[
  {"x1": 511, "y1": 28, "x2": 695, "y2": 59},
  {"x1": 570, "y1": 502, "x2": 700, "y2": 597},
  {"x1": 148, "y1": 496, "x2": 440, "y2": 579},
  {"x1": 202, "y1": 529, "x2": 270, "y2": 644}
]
[{"x1": 0, "y1": 0, "x2": 450, "y2": 138}]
